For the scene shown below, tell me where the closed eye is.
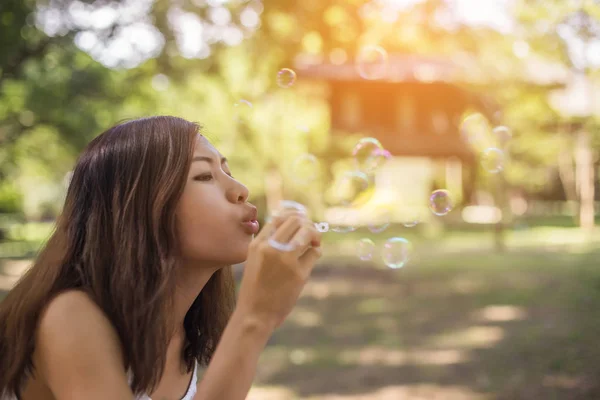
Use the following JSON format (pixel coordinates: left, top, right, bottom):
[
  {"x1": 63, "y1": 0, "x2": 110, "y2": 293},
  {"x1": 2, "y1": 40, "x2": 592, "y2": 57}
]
[
  {"x1": 194, "y1": 173, "x2": 213, "y2": 182},
  {"x1": 194, "y1": 172, "x2": 234, "y2": 181}
]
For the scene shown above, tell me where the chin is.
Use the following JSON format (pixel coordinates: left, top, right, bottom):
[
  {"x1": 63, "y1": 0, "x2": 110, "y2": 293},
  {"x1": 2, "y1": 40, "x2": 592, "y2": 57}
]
[
  {"x1": 228, "y1": 251, "x2": 249, "y2": 265},
  {"x1": 198, "y1": 235, "x2": 251, "y2": 266},
  {"x1": 218, "y1": 244, "x2": 250, "y2": 266}
]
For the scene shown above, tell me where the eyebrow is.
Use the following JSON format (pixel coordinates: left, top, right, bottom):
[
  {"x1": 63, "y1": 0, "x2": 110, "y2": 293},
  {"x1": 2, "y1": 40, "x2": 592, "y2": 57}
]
[{"x1": 192, "y1": 156, "x2": 228, "y2": 164}]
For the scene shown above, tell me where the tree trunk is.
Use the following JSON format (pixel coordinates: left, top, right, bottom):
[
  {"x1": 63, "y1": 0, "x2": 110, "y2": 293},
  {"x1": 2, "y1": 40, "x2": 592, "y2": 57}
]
[
  {"x1": 557, "y1": 137, "x2": 579, "y2": 223},
  {"x1": 575, "y1": 130, "x2": 595, "y2": 233},
  {"x1": 493, "y1": 174, "x2": 507, "y2": 253},
  {"x1": 558, "y1": 146, "x2": 578, "y2": 203}
]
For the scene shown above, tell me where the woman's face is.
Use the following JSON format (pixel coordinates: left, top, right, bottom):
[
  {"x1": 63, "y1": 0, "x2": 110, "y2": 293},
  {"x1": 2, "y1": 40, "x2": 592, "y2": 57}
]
[{"x1": 176, "y1": 136, "x2": 259, "y2": 267}]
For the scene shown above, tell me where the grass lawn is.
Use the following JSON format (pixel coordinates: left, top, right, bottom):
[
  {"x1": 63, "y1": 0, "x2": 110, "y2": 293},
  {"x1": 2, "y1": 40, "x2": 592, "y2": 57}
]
[
  {"x1": 2, "y1": 225, "x2": 600, "y2": 399},
  {"x1": 248, "y1": 242, "x2": 600, "y2": 399}
]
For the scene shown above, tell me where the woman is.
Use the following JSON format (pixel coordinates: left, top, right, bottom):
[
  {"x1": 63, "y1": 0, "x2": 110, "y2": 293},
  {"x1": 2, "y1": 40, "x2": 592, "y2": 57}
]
[{"x1": 0, "y1": 116, "x2": 322, "y2": 400}]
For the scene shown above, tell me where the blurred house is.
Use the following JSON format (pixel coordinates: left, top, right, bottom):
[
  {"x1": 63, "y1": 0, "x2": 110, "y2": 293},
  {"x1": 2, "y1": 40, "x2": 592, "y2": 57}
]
[
  {"x1": 296, "y1": 54, "x2": 497, "y2": 225},
  {"x1": 295, "y1": 52, "x2": 574, "y2": 226}
]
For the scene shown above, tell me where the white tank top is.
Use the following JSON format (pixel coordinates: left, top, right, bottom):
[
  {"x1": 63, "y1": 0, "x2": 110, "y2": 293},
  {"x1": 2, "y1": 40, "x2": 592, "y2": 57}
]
[
  {"x1": 1, "y1": 362, "x2": 198, "y2": 400},
  {"x1": 130, "y1": 362, "x2": 199, "y2": 400}
]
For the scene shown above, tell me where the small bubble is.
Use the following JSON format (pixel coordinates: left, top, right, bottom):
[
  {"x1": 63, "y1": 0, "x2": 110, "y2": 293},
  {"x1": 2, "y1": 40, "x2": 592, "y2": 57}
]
[
  {"x1": 357, "y1": 45, "x2": 388, "y2": 80},
  {"x1": 357, "y1": 238, "x2": 376, "y2": 261},
  {"x1": 315, "y1": 222, "x2": 329, "y2": 233},
  {"x1": 403, "y1": 219, "x2": 419, "y2": 228},
  {"x1": 291, "y1": 153, "x2": 320, "y2": 185},
  {"x1": 368, "y1": 221, "x2": 390, "y2": 234},
  {"x1": 330, "y1": 209, "x2": 357, "y2": 233},
  {"x1": 493, "y1": 126, "x2": 512, "y2": 144},
  {"x1": 330, "y1": 225, "x2": 357, "y2": 233},
  {"x1": 460, "y1": 113, "x2": 491, "y2": 146},
  {"x1": 481, "y1": 147, "x2": 505, "y2": 174},
  {"x1": 368, "y1": 208, "x2": 392, "y2": 233},
  {"x1": 278, "y1": 200, "x2": 307, "y2": 214},
  {"x1": 352, "y1": 137, "x2": 390, "y2": 173},
  {"x1": 277, "y1": 68, "x2": 297, "y2": 88},
  {"x1": 382, "y1": 237, "x2": 412, "y2": 269},
  {"x1": 429, "y1": 189, "x2": 453, "y2": 216},
  {"x1": 233, "y1": 99, "x2": 253, "y2": 122},
  {"x1": 331, "y1": 171, "x2": 371, "y2": 207}
]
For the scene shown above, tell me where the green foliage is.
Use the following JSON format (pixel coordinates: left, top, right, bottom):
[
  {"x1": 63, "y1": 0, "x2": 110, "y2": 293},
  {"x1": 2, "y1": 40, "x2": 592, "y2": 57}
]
[
  {"x1": 1, "y1": 0, "x2": 599, "y2": 216},
  {"x1": 0, "y1": 182, "x2": 22, "y2": 214}
]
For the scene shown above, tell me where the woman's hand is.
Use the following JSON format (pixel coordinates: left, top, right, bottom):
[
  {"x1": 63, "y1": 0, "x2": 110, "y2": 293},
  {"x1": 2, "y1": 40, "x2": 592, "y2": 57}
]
[{"x1": 236, "y1": 209, "x2": 322, "y2": 330}]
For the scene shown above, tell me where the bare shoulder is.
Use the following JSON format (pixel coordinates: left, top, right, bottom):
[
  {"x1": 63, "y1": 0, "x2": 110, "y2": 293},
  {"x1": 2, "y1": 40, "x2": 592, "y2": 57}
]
[
  {"x1": 40, "y1": 290, "x2": 105, "y2": 325},
  {"x1": 37, "y1": 289, "x2": 120, "y2": 354},
  {"x1": 34, "y1": 290, "x2": 133, "y2": 399}
]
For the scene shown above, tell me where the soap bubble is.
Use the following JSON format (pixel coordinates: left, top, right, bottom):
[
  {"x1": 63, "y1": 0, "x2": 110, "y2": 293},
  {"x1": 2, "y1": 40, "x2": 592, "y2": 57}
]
[
  {"x1": 382, "y1": 237, "x2": 412, "y2": 269},
  {"x1": 331, "y1": 225, "x2": 357, "y2": 233},
  {"x1": 356, "y1": 45, "x2": 388, "y2": 80},
  {"x1": 429, "y1": 189, "x2": 453, "y2": 216},
  {"x1": 368, "y1": 220, "x2": 390, "y2": 234},
  {"x1": 277, "y1": 68, "x2": 297, "y2": 88},
  {"x1": 481, "y1": 147, "x2": 505, "y2": 174},
  {"x1": 278, "y1": 199, "x2": 307, "y2": 214},
  {"x1": 315, "y1": 222, "x2": 329, "y2": 233},
  {"x1": 291, "y1": 153, "x2": 320, "y2": 185},
  {"x1": 403, "y1": 218, "x2": 419, "y2": 228},
  {"x1": 233, "y1": 99, "x2": 253, "y2": 122},
  {"x1": 368, "y1": 207, "x2": 392, "y2": 233},
  {"x1": 268, "y1": 200, "x2": 308, "y2": 252},
  {"x1": 330, "y1": 171, "x2": 371, "y2": 207},
  {"x1": 460, "y1": 113, "x2": 491, "y2": 146},
  {"x1": 352, "y1": 137, "x2": 390, "y2": 173},
  {"x1": 330, "y1": 208, "x2": 357, "y2": 233},
  {"x1": 357, "y1": 238, "x2": 376, "y2": 261},
  {"x1": 493, "y1": 125, "x2": 512, "y2": 144}
]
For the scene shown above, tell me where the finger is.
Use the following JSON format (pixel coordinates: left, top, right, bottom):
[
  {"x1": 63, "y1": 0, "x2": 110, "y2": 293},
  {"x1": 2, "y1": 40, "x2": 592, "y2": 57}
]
[
  {"x1": 298, "y1": 246, "x2": 323, "y2": 270},
  {"x1": 270, "y1": 215, "x2": 306, "y2": 244},
  {"x1": 254, "y1": 210, "x2": 306, "y2": 242},
  {"x1": 290, "y1": 222, "x2": 322, "y2": 255}
]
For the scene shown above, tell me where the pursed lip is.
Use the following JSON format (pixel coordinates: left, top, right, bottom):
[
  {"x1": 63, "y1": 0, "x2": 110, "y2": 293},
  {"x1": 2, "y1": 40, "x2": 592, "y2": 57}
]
[
  {"x1": 241, "y1": 220, "x2": 260, "y2": 234},
  {"x1": 241, "y1": 205, "x2": 259, "y2": 234},
  {"x1": 242, "y1": 205, "x2": 258, "y2": 223}
]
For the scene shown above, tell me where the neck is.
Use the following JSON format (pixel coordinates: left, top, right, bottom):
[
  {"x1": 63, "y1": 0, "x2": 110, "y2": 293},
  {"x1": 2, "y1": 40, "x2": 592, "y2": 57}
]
[{"x1": 171, "y1": 262, "x2": 221, "y2": 337}]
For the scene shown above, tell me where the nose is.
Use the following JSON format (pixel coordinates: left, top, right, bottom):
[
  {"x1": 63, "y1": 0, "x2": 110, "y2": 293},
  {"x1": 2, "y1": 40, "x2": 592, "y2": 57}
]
[{"x1": 226, "y1": 179, "x2": 249, "y2": 204}]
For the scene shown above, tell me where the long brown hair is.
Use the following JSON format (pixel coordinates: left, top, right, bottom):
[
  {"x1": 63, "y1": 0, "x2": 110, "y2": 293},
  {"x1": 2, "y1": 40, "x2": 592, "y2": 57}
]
[{"x1": 0, "y1": 116, "x2": 236, "y2": 397}]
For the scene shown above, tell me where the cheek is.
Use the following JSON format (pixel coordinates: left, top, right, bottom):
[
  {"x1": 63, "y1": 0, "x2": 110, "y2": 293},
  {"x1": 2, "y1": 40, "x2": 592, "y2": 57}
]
[
  {"x1": 175, "y1": 190, "x2": 249, "y2": 263},
  {"x1": 177, "y1": 199, "x2": 215, "y2": 247}
]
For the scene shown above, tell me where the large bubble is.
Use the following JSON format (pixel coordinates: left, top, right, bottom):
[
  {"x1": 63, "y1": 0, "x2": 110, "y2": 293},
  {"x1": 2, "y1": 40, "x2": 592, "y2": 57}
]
[
  {"x1": 382, "y1": 237, "x2": 412, "y2": 269},
  {"x1": 329, "y1": 170, "x2": 372, "y2": 207},
  {"x1": 357, "y1": 45, "x2": 389, "y2": 80},
  {"x1": 357, "y1": 238, "x2": 376, "y2": 261},
  {"x1": 352, "y1": 137, "x2": 390, "y2": 173},
  {"x1": 481, "y1": 147, "x2": 505, "y2": 174},
  {"x1": 460, "y1": 113, "x2": 491, "y2": 147},
  {"x1": 291, "y1": 153, "x2": 320, "y2": 185}
]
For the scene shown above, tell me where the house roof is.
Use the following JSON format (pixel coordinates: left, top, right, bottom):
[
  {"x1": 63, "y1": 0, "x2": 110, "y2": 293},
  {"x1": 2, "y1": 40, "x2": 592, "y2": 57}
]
[{"x1": 294, "y1": 52, "x2": 570, "y2": 88}]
